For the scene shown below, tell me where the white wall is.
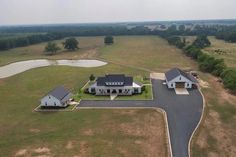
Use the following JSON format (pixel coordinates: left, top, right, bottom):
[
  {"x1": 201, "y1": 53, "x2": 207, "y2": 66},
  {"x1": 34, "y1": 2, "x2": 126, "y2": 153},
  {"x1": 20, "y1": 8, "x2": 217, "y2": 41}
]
[
  {"x1": 166, "y1": 75, "x2": 193, "y2": 89},
  {"x1": 40, "y1": 95, "x2": 64, "y2": 107}
]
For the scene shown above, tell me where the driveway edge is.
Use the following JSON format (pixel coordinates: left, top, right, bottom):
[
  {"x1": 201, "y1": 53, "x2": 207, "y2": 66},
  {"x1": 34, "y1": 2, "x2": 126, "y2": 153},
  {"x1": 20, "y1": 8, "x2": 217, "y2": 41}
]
[{"x1": 188, "y1": 89, "x2": 206, "y2": 157}]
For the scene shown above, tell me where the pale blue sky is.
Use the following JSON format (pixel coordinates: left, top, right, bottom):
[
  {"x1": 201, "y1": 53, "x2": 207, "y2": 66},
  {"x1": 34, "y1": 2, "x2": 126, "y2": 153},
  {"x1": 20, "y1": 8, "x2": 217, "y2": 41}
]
[{"x1": 0, "y1": 0, "x2": 235, "y2": 25}]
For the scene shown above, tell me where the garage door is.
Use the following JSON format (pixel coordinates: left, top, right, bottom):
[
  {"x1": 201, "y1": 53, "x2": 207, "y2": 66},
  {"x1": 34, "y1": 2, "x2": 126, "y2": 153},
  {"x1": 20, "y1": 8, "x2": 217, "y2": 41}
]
[{"x1": 176, "y1": 82, "x2": 185, "y2": 88}]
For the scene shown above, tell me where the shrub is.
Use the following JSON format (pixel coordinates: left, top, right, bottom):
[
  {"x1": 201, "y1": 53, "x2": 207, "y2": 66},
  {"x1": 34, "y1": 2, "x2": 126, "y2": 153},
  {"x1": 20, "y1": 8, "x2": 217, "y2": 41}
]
[
  {"x1": 141, "y1": 86, "x2": 146, "y2": 92},
  {"x1": 221, "y1": 69, "x2": 236, "y2": 91},
  {"x1": 104, "y1": 36, "x2": 114, "y2": 45},
  {"x1": 89, "y1": 74, "x2": 96, "y2": 81}
]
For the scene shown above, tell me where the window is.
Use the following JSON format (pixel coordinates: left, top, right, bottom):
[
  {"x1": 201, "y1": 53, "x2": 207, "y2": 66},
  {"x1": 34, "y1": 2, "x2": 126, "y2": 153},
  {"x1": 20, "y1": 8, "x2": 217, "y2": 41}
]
[
  {"x1": 119, "y1": 89, "x2": 122, "y2": 93},
  {"x1": 179, "y1": 77, "x2": 181, "y2": 80},
  {"x1": 49, "y1": 96, "x2": 51, "y2": 99},
  {"x1": 107, "y1": 89, "x2": 110, "y2": 93},
  {"x1": 171, "y1": 84, "x2": 174, "y2": 87},
  {"x1": 45, "y1": 102, "x2": 47, "y2": 106},
  {"x1": 54, "y1": 102, "x2": 56, "y2": 106}
]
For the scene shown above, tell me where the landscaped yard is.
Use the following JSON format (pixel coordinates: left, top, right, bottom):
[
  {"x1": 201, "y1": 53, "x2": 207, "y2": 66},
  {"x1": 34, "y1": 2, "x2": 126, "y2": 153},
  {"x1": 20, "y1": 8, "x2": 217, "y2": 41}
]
[{"x1": 75, "y1": 76, "x2": 153, "y2": 101}]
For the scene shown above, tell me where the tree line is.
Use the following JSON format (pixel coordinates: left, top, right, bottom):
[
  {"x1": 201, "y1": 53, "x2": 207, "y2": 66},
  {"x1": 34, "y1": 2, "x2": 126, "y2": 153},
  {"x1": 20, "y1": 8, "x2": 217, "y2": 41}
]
[
  {"x1": 1, "y1": 24, "x2": 236, "y2": 51},
  {"x1": 165, "y1": 35, "x2": 236, "y2": 91}
]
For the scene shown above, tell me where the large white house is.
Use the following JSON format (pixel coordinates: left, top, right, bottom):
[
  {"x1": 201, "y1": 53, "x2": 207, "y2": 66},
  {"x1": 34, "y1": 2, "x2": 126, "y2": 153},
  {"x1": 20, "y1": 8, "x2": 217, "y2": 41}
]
[
  {"x1": 165, "y1": 68, "x2": 198, "y2": 89},
  {"x1": 40, "y1": 86, "x2": 72, "y2": 108},
  {"x1": 88, "y1": 74, "x2": 142, "y2": 95}
]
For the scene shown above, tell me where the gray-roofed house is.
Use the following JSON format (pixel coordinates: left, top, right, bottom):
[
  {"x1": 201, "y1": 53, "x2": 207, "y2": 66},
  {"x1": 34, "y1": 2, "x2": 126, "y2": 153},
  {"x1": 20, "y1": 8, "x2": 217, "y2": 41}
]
[
  {"x1": 40, "y1": 86, "x2": 72, "y2": 107},
  {"x1": 88, "y1": 74, "x2": 143, "y2": 95},
  {"x1": 165, "y1": 68, "x2": 198, "y2": 89}
]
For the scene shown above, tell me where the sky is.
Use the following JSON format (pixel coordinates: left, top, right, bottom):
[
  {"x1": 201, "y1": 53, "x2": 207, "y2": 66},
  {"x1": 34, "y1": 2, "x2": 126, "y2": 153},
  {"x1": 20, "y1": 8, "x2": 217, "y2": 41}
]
[{"x1": 0, "y1": 0, "x2": 235, "y2": 26}]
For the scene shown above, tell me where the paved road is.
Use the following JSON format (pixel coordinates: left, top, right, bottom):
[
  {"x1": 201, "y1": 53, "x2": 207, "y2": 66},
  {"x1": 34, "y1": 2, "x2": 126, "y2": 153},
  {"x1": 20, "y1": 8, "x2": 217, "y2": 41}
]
[{"x1": 78, "y1": 79, "x2": 203, "y2": 157}]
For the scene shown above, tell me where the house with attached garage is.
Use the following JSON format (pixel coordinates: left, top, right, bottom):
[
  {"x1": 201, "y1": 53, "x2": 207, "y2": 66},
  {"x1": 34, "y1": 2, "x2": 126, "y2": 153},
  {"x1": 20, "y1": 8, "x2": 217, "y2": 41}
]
[
  {"x1": 165, "y1": 68, "x2": 198, "y2": 89},
  {"x1": 88, "y1": 74, "x2": 143, "y2": 95},
  {"x1": 40, "y1": 86, "x2": 72, "y2": 108}
]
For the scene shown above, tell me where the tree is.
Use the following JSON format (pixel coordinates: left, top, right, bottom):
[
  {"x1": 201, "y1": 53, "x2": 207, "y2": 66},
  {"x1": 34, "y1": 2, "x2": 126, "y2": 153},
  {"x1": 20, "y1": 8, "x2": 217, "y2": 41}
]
[
  {"x1": 44, "y1": 42, "x2": 60, "y2": 55},
  {"x1": 193, "y1": 35, "x2": 211, "y2": 48},
  {"x1": 104, "y1": 36, "x2": 114, "y2": 45},
  {"x1": 63, "y1": 38, "x2": 79, "y2": 51},
  {"x1": 221, "y1": 69, "x2": 236, "y2": 91},
  {"x1": 89, "y1": 74, "x2": 96, "y2": 81}
]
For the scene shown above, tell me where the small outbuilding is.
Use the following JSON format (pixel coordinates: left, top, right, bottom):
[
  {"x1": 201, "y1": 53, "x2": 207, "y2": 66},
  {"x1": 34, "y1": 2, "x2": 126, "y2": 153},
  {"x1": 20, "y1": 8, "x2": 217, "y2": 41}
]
[
  {"x1": 40, "y1": 86, "x2": 72, "y2": 108},
  {"x1": 165, "y1": 68, "x2": 198, "y2": 89}
]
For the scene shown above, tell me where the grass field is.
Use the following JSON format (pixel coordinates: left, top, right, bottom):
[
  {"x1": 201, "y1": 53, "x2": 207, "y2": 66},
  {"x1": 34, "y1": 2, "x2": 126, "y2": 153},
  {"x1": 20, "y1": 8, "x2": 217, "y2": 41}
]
[
  {"x1": 0, "y1": 35, "x2": 235, "y2": 157},
  {"x1": 99, "y1": 36, "x2": 196, "y2": 72},
  {"x1": 191, "y1": 72, "x2": 236, "y2": 157},
  {"x1": 0, "y1": 36, "x2": 197, "y2": 72},
  {"x1": 203, "y1": 36, "x2": 236, "y2": 67},
  {"x1": 0, "y1": 64, "x2": 168, "y2": 156},
  {"x1": 0, "y1": 36, "x2": 104, "y2": 66}
]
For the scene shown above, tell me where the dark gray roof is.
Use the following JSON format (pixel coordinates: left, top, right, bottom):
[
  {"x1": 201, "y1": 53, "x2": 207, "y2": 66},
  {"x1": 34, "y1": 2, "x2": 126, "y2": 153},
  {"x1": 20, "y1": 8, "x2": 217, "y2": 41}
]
[
  {"x1": 48, "y1": 86, "x2": 71, "y2": 100},
  {"x1": 97, "y1": 74, "x2": 133, "y2": 86},
  {"x1": 165, "y1": 68, "x2": 198, "y2": 83}
]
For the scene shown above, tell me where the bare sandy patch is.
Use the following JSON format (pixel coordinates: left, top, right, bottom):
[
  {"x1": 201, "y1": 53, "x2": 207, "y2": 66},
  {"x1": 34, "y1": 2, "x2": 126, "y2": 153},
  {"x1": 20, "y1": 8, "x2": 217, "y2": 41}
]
[
  {"x1": 82, "y1": 129, "x2": 94, "y2": 136},
  {"x1": 117, "y1": 147, "x2": 131, "y2": 157},
  {"x1": 150, "y1": 73, "x2": 165, "y2": 80},
  {"x1": 15, "y1": 149, "x2": 27, "y2": 156},
  {"x1": 74, "y1": 141, "x2": 89, "y2": 157},
  {"x1": 29, "y1": 128, "x2": 40, "y2": 133},
  {"x1": 66, "y1": 141, "x2": 74, "y2": 150},
  {"x1": 33, "y1": 147, "x2": 50, "y2": 154},
  {"x1": 198, "y1": 79, "x2": 209, "y2": 88}
]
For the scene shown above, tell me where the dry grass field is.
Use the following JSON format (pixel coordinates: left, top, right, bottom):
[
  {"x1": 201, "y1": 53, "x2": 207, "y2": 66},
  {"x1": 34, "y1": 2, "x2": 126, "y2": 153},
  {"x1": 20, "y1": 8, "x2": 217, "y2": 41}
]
[
  {"x1": 0, "y1": 36, "x2": 104, "y2": 66},
  {"x1": 0, "y1": 35, "x2": 235, "y2": 157},
  {"x1": 0, "y1": 64, "x2": 168, "y2": 157},
  {"x1": 191, "y1": 72, "x2": 236, "y2": 157},
  {"x1": 203, "y1": 36, "x2": 236, "y2": 67},
  {"x1": 99, "y1": 36, "x2": 196, "y2": 72}
]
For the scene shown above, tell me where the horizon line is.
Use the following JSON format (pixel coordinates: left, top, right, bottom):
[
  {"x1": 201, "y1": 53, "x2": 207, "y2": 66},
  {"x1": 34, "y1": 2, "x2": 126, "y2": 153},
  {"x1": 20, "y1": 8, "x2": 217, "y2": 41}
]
[{"x1": 1, "y1": 18, "x2": 236, "y2": 27}]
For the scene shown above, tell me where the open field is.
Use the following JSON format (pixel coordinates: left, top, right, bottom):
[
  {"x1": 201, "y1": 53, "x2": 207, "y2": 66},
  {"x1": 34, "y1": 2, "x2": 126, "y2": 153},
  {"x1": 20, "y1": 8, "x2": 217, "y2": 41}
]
[
  {"x1": 203, "y1": 36, "x2": 236, "y2": 67},
  {"x1": 0, "y1": 36, "x2": 104, "y2": 66},
  {"x1": 99, "y1": 36, "x2": 196, "y2": 72},
  {"x1": 191, "y1": 72, "x2": 236, "y2": 157},
  {"x1": 0, "y1": 35, "x2": 236, "y2": 156},
  {"x1": 0, "y1": 64, "x2": 169, "y2": 156}
]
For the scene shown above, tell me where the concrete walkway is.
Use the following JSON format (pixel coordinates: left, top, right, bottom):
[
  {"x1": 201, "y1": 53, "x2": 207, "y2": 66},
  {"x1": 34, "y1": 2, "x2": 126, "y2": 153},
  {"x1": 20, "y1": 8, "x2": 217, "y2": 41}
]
[{"x1": 78, "y1": 79, "x2": 203, "y2": 157}]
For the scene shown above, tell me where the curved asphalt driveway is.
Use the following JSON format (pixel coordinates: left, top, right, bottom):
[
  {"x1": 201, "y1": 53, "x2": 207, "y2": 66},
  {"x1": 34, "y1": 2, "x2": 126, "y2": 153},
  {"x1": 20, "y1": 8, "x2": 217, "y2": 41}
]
[{"x1": 78, "y1": 79, "x2": 203, "y2": 157}]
